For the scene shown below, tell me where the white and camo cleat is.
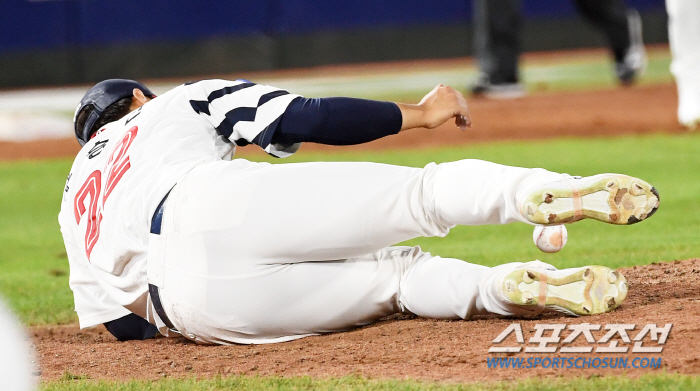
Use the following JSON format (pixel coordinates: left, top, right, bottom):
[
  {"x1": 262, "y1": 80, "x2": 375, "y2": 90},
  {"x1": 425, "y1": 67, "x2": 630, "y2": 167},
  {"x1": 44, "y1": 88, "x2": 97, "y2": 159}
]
[
  {"x1": 519, "y1": 174, "x2": 659, "y2": 225},
  {"x1": 501, "y1": 265, "x2": 628, "y2": 316}
]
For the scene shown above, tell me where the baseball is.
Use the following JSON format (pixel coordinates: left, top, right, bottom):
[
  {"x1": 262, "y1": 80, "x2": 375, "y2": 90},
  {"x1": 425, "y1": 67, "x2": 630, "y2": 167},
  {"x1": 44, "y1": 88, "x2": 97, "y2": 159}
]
[{"x1": 533, "y1": 225, "x2": 567, "y2": 253}]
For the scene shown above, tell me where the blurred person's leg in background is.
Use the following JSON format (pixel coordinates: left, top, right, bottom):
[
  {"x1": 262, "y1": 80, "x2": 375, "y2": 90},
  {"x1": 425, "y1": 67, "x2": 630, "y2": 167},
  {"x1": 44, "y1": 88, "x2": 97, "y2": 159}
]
[
  {"x1": 666, "y1": 0, "x2": 700, "y2": 129},
  {"x1": 470, "y1": 0, "x2": 646, "y2": 99},
  {"x1": 0, "y1": 298, "x2": 35, "y2": 391},
  {"x1": 471, "y1": 0, "x2": 526, "y2": 99},
  {"x1": 573, "y1": 0, "x2": 647, "y2": 85}
]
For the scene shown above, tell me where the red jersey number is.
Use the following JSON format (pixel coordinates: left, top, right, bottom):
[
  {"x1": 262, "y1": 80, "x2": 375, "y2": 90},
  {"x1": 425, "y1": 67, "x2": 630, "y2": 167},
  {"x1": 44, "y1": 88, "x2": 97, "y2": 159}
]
[{"x1": 74, "y1": 126, "x2": 138, "y2": 260}]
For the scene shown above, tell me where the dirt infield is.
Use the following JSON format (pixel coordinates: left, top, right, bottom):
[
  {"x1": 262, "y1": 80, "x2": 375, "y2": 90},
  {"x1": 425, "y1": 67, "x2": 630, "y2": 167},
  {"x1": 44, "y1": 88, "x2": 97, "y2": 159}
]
[
  {"x1": 33, "y1": 259, "x2": 700, "y2": 382},
  {"x1": 13, "y1": 79, "x2": 698, "y2": 382}
]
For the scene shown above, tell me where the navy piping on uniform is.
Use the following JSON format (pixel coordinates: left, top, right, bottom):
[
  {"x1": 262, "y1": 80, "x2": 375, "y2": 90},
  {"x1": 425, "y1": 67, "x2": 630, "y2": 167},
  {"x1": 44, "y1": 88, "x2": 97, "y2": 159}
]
[
  {"x1": 210, "y1": 90, "x2": 290, "y2": 140},
  {"x1": 189, "y1": 82, "x2": 256, "y2": 116}
]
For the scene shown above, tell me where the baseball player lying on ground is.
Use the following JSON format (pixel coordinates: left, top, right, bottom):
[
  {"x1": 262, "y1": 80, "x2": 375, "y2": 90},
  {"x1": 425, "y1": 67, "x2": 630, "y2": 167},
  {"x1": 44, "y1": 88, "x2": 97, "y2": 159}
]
[{"x1": 59, "y1": 79, "x2": 659, "y2": 344}]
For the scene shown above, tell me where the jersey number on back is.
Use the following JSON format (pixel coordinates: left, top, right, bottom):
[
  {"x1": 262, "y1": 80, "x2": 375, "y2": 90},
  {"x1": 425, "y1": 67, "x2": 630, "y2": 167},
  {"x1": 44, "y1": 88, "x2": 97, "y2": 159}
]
[{"x1": 74, "y1": 126, "x2": 138, "y2": 260}]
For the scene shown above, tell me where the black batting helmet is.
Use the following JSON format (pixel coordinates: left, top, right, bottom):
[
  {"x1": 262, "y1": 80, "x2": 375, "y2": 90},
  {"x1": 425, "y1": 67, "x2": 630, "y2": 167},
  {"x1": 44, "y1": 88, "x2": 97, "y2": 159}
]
[{"x1": 73, "y1": 79, "x2": 156, "y2": 146}]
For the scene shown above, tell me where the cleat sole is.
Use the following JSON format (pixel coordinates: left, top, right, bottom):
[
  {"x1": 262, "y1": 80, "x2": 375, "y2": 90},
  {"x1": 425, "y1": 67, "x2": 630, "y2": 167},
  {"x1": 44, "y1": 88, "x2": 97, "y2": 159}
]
[
  {"x1": 521, "y1": 174, "x2": 659, "y2": 225},
  {"x1": 501, "y1": 265, "x2": 628, "y2": 316}
]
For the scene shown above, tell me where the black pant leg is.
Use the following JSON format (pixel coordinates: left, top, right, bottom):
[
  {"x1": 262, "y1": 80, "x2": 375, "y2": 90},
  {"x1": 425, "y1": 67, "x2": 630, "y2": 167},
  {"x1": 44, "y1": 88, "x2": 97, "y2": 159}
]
[
  {"x1": 573, "y1": 0, "x2": 631, "y2": 62},
  {"x1": 474, "y1": 0, "x2": 522, "y2": 84}
]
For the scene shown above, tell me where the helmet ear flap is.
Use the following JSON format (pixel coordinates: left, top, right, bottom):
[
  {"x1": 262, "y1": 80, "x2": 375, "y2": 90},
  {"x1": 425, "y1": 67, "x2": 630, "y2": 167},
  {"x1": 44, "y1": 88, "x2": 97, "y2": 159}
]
[
  {"x1": 74, "y1": 104, "x2": 102, "y2": 146},
  {"x1": 80, "y1": 110, "x2": 101, "y2": 146}
]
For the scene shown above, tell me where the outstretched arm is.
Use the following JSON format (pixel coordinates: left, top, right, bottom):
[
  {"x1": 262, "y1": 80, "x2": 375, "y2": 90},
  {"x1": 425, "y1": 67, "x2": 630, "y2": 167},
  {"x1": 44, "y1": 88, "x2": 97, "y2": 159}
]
[
  {"x1": 186, "y1": 79, "x2": 471, "y2": 156},
  {"x1": 271, "y1": 84, "x2": 472, "y2": 147},
  {"x1": 397, "y1": 84, "x2": 472, "y2": 131}
]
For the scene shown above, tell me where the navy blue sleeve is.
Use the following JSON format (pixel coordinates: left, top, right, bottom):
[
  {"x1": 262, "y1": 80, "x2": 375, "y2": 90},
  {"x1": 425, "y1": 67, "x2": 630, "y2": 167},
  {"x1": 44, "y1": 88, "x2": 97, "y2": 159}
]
[
  {"x1": 271, "y1": 97, "x2": 403, "y2": 146},
  {"x1": 104, "y1": 313, "x2": 158, "y2": 341}
]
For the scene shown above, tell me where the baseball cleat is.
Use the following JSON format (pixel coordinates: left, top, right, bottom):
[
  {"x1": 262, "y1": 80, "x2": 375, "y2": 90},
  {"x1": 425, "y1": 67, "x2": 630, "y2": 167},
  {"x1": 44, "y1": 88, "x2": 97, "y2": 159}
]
[
  {"x1": 519, "y1": 174, "x2": 659, "y2": 225},
  {"x1": 470, "y1": 73, "x2": 526, "y2": 99},
  {"x1": 501, "y1": 266, "x2": 628, "y2": 316},
  {"x1": 616, "y1": 9, "x2": 647, "y2": 85}
]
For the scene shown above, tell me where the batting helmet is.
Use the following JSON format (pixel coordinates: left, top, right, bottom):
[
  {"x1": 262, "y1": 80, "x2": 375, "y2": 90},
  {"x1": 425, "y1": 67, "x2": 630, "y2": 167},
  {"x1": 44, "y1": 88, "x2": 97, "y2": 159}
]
[{"x1": 73, "y1": 79, "x2": 156, "y2": 146}]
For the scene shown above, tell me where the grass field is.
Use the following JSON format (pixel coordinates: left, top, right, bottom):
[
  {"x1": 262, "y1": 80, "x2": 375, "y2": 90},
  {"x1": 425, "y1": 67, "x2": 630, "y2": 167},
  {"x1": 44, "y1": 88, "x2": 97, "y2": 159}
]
[
  {"x1": 1, "y1": 47, "x2": 699, "y2": 390},
  {"x1": 36, "y1": 372, "x2": 700, "y2": 391}
]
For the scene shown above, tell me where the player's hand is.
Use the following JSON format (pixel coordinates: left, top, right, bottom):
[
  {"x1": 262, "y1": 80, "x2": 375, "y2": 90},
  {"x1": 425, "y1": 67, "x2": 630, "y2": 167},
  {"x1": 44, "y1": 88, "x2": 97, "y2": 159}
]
[
  {"x1": 397, "y1": 84, "x2": 472, "y2": 132},
  {"x1": 418, "y1": 84, "x2": 472, "y2": 130}
]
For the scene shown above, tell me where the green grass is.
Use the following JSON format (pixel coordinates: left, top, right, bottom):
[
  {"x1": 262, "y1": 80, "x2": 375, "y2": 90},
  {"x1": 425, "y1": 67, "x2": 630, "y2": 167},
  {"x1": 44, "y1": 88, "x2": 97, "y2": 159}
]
[
  {"x1": 2, "y1": 132, "x2": 698, "y2": 326},
  {"x1": 0, "y1": 159, "x2": 75, "y2": 324},
  {"x1": 520, "y1": 48, "x2": 673, "y2": 93},
  {"x1": 40, "y1": 373, "x2": 700, "y2": 391}
]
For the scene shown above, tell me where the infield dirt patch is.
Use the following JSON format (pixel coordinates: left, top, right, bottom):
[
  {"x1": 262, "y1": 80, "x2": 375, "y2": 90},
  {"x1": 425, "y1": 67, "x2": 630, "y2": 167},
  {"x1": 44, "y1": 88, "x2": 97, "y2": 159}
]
[{"x1": 33, "y1": 259, "x2": 700, "y2": 382}]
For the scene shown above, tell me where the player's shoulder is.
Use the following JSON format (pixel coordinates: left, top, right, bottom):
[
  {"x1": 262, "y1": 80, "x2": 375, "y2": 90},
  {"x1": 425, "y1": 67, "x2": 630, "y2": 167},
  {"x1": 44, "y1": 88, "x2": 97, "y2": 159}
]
[
  {"x1": 184, "y1": 78, "x2": 253, "y2": 87},
  {"x1": 181, "y1": 79, "x2": 256, "y2": 95}
]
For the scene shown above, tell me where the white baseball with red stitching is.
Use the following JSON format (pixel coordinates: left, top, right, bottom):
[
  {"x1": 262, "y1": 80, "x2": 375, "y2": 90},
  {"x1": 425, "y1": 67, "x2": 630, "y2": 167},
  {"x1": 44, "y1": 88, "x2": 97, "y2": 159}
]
[{"x1": 533, "y1": 225, "x2": 567, "y2": 253}]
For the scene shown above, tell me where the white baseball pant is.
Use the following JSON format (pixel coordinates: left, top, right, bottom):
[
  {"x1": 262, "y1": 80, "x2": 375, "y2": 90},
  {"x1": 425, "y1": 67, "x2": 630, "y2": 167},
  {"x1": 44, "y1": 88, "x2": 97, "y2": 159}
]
[{"x1": 148, "y1": 158, "x2": 563, "y2": 344}]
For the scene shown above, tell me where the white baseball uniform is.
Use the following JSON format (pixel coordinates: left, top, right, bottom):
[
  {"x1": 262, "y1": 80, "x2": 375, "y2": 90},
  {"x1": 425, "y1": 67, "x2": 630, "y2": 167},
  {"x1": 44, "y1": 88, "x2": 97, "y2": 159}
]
[
  {"x1": 666, "y1": 0, "x2": 700, "y2": 127},
  {"x1": 59, "y1": 79, "x2": 565, "y2": 344}
]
